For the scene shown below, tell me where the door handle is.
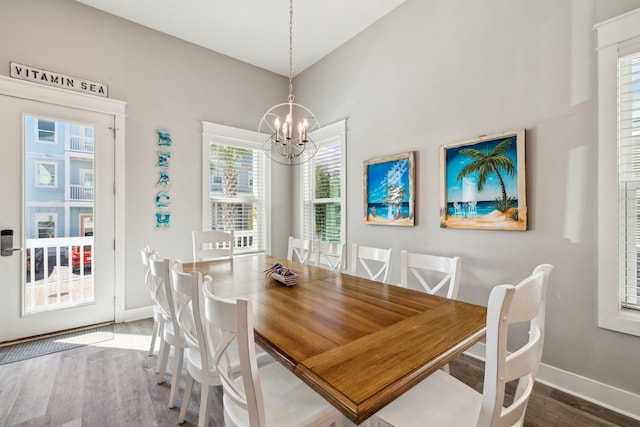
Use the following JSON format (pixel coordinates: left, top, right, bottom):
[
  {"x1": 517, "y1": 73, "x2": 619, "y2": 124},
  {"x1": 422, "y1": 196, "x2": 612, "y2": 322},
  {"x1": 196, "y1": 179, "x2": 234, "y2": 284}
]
[{"x1": 1, "y1": 229, "x2": 22, "y2": 256}]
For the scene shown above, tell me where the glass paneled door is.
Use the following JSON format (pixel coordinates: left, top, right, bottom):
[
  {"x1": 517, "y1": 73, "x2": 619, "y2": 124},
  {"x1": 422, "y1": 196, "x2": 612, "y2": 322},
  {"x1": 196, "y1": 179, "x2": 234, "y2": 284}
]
[{"x1": 0, "y1": 91, "x2": 116, "y2": 342}]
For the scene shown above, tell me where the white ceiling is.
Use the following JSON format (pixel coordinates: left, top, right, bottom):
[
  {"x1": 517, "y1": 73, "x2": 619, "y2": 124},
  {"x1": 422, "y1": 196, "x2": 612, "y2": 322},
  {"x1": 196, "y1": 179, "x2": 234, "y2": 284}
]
[{"x1": 74, "y1": 0, "x2": 406, "y2": 77}]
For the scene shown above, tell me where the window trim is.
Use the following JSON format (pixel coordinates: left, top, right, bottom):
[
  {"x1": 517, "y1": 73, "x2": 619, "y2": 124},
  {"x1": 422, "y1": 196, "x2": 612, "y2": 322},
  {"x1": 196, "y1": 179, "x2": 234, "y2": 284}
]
[
  {"x1": 201, "y1": 121, "x2": 271, "y2": 254},
  {"x1": 596, "y1": 8, "x2": 640, "y2": 336},
  {"x1": 299, "y1": 119, "x2": 347, "y2": 244}
]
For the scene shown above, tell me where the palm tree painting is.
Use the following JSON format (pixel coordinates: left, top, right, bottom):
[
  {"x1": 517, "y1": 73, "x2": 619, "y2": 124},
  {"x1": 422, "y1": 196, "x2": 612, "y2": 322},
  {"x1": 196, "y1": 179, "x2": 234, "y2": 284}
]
[
  {"x1": 364, "y1": 151, "x2": 415, "y2": 226},
  {"x1": 440, "y1": 129, "x2": 526, "y2": 230}
]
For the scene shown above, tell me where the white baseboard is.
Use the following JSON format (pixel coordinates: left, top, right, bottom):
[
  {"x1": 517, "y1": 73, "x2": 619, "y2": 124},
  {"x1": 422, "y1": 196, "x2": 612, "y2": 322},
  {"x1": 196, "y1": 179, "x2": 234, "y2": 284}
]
[
  {"x1": 116, "y1": 305, "x2": 153, "y2": 323},
  {"x1": 464, "y1": 343, "x2": 640, "y2": 421}
]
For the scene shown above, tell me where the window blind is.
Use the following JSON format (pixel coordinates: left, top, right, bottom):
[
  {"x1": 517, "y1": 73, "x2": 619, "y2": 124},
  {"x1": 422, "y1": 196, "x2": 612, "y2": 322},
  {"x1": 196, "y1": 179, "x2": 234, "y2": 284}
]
[
  {"x1": 208, "y1": 143, "x2": 266, "y2": 254},
  {"x1": 619, "y1": 47, "x2": 640, "y2": 310},
  {"x1": 302, "y1": 137, "x2": 343, "y2": 245}
]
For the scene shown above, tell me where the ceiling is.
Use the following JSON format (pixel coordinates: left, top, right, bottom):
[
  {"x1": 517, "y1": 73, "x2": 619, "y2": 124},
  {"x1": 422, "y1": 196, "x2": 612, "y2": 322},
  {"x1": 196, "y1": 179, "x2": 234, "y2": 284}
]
[{"x1": 74, "y1": 0, "x2": 407, "y2": 77}]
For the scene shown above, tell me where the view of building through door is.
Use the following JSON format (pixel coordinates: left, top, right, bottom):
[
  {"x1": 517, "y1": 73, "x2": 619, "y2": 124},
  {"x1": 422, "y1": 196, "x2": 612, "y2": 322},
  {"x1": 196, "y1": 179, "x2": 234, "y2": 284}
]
[
  {"x1": 24, "y1": 115, "x2": 96, "y2": 313},
  {"x1": 0, "y1": 88, "x2": 116, "y2": 343}
]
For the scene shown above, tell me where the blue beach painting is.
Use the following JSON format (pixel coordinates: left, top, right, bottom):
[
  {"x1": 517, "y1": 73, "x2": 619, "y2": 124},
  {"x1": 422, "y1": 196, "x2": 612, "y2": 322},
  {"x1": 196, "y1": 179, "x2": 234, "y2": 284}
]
[
  {"x1": 440, "y1": 130, "x2": 527, "y2": 230},
  {"x1": 364, "y1": 152, "x2": 415, "y2": 226}
]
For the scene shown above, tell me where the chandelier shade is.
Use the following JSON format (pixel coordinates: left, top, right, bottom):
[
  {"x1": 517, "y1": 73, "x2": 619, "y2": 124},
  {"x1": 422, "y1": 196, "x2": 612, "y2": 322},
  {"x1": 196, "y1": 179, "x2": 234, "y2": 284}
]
[{"x1": 259, "y1": 0, "x2": 319, "y2": 166}]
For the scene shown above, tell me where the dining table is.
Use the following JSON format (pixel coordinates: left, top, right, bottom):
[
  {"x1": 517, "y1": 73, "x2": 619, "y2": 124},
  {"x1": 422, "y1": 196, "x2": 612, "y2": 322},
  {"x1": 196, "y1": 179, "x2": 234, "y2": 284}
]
[{"x1": 185, "y1": 254, "x2": 487, "y2": 425}]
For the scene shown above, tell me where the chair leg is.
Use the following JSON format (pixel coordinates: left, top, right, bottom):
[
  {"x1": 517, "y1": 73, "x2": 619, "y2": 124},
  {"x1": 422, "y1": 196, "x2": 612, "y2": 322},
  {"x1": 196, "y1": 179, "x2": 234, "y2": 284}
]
[
  {"x1": 168, "y1": 347, "x2": 184, "y2": 408},
  {"x1": 157, "y1": 343, "x2": 171, "y2": 384},
  {"x1": 155, "y1": 327, "x2": 166, "y2": 374},
  {"x1": 198, "y1": 384, "x2": 209, "y2": 427},
  {"x1": 178, "y1": 373, "x2": 194, "y2": 424},
  {"x1": 148, "y1": 319, "x2": 159, "y2": 356}
]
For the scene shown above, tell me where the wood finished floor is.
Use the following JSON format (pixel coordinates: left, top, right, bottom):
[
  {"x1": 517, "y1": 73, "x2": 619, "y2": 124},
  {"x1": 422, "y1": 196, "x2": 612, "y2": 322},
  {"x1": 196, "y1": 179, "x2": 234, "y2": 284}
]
[{"x1": 0, "y1": 318, "x2": 638, "y2": 427}]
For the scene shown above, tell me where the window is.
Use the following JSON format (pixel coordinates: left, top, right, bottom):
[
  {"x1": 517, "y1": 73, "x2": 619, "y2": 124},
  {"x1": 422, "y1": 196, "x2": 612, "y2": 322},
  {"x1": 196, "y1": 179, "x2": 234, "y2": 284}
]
[
  {"x1": 36, "y1": 119, "x2": 56, "y2": 143},
  {"x1": 68, "y1": 124, "x2": 95, "y2": 152},
  {"x1": 202, "y1": 122, "x2": 268, "y2": 254},
  {"x1": 80, "y1": 214, "x2": 94, "y2": 237},
  {"x1": 619, "y1": 49, "x2": 640, "y2": 311},
  {"x1": 80, "y1": 169, "x2": 94, "y2": 188},
  {"x1": 36, "y1": 161, "x2": 57, "y2": 187},
  {"x1": 596, "y1": 9, "x2": 640, "y2": 336},
  {"x1": 301, "y1": 120, "x2": 346, "y2": 245},
  {"x1": 35, "y1": 213, "x2": 57, "y2": 238}
]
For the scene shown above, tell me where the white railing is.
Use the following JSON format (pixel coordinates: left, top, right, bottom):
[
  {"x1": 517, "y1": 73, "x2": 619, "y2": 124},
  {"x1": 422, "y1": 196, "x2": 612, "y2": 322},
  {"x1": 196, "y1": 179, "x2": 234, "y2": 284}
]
[
  {"x1": 24, "y1": 236, "x2": 93, "y2": 313},
  {"x1": 234, "y1": 230, "x2": 257, "y2": 253},
  {"x1": 69, "y1": 135, "x2": 94, "y2": 153},
  {"x1": 69, "y1": 185, "x2": 94, "y2": 201}
]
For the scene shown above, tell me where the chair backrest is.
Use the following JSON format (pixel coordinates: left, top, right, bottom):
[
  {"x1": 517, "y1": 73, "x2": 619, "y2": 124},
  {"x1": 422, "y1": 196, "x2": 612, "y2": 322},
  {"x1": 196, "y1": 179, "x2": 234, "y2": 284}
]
[
  {"x1": 287, "y1": 236, "x2": 310, "y2": 264},
  {"x1": 202, "y1": 284, "x2": 266, "y2": 426},
  {"x1": 350, "y1": 243, "x2": 392, "y2": 283},
  {"x1": 170, "y1": 261, "x2": 210, "y2": 370},
  {"x1": 192, "y1": 230, "x2": 234, "y2": 261},
  {"x1": 315, "y1": 240, "x2": 345, "y2": 271},
  {"x1": 141, "y1": 246, "x2": 159, "y2": 298},
  {"x1": 148, "y1": 255, "x2": 181, "y2": 336},
  {"x1": 399, "y1": 250, "x2": 461, "y2": 299},
  {"x1": 478, "y1": 264, "x2": 553, "y2": 427}
]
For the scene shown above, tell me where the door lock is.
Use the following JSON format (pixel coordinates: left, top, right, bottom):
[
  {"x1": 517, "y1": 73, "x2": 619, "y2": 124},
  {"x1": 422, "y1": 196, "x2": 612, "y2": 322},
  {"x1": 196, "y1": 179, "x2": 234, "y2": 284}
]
[{"x1": 1, "y1": 229, "x2": 22, "y2": 256}]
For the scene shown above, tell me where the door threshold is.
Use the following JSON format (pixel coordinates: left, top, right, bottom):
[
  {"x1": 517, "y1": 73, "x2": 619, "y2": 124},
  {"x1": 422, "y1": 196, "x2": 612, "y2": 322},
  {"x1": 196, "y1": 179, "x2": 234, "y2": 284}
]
[{"x1": 0, "y1": 321, "x2": 114, "y2": 347}]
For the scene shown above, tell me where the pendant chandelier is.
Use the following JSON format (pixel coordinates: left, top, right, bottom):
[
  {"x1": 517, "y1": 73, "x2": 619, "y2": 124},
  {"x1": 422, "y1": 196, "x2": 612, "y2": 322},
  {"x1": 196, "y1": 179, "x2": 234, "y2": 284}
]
[{"x1": 259, "y1": 0, "x2": 319, "y2": 165}]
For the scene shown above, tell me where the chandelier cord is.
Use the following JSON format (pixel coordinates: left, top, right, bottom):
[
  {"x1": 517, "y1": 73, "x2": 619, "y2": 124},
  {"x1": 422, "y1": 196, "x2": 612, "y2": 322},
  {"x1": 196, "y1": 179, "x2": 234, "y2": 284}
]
[{"x1": 287, "y1": 0, "x2": 294, "y2": 104}]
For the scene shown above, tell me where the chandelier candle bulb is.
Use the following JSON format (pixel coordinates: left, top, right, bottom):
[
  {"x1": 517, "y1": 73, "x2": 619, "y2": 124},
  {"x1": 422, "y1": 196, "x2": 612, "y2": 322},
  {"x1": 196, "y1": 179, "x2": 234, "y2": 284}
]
[{"x1": 302, "y1": 119, "x2": 308, "y2": 142}]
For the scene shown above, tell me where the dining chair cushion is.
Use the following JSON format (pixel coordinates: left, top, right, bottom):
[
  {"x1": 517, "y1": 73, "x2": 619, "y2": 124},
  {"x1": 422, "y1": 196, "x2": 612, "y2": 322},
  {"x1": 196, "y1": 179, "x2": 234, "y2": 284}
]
[
  {"x1": 224, "y1": 362, "x2": 343, "y2": 427},
  {"x1": 372, "y1": 369, "x2": 480, "y2": 427}
]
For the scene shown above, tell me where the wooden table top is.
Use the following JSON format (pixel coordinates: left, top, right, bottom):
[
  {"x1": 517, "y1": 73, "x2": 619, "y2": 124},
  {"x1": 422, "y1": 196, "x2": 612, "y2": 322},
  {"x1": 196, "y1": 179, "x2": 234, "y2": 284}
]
[{"x1": 186, "y1": 254, "x2": 487, "y2": 425}]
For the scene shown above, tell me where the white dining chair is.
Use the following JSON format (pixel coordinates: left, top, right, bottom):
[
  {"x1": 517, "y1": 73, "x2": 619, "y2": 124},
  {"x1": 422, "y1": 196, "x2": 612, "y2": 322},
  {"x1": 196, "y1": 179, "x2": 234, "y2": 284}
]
[
  {"x1": 287, "y1": 236, "x2": 311, "y2": 264},
  {"x1": 171, "y1": 261, "x2": 275, "y2": 425},
  {"x1": 192, "y1": 230, "x2": 234, "y2": 261},
  {"x1": 202, "y1": 285, "x2": 344, "y2": 427},
  {"x1": 399, "y1": 250, "x2": 461, "y2": 299},
  {"x1": 141, "y1": 246, "x2": 164, "y2": 362},
  {"x1": 170, "y1": 261, "x2": 222, "y2": 427},
  {"x1": 148, "y1": 254, "x2": 188, "y2": 409},
  {"x1": 314, "y1": 240, "x2": 345, "y2": 271},
  {"x1": 370, "y1": 264, "x2": 553, "y2": 427},
  {"x1": 350, "y1": 244, "x2": 392, "y2": 283}
]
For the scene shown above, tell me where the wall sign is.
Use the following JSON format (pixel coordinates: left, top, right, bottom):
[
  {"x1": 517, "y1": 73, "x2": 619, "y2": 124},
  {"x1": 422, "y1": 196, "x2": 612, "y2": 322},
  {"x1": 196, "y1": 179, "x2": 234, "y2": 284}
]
[
  {"x1": 10, "y1": 62, "x2": 108, "y2": 97},
  {"x1": 155, "y1": 130, "x2": 172, "y2": 230}
]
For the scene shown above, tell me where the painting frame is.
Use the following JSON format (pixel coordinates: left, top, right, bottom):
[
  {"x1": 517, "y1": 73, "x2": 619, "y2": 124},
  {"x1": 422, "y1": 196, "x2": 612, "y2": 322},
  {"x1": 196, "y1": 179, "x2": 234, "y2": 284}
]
[
  {"x1": 364, "y1": 151, "x2": 415, "y2": 226},
  {"x1": 440, "y1": 129, "x2": 526, "y2": 231}
]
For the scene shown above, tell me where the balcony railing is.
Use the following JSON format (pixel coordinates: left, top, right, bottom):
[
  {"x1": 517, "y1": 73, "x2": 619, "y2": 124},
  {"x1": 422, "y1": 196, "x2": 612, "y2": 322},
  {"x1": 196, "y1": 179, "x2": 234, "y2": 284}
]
[
  {"x1": 70, "y1": 185, "x2": 94, "y2": 201},
  {"x1": 204, "y1": 230, "x2": 258, "y2": 254},
  {"x1": 24, "y1": 236, "x2": 93, "y2": 313},
  {"x1": 69, "y1": 135, "x2": 94, "y2": 153},
  {"x1": 234, "y1": 230, "x2": 257, "y2": 253}
]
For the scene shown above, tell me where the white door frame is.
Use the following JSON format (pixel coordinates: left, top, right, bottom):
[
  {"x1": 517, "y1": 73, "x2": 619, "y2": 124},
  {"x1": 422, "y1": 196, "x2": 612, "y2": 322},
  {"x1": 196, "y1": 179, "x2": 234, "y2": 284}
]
[{"x1": 0, "y1": 75, "x2": 128, "y2": 324}]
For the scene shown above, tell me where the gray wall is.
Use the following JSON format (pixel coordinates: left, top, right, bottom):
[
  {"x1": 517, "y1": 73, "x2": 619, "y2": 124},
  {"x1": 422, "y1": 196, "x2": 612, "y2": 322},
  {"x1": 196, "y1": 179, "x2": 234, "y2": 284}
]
[
  {"x1": 295, "y1": 0, "x2": 640, "y2": 396},
  {"x1": 0, "y1": 0, "x2": 291, "y2": 309}
]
